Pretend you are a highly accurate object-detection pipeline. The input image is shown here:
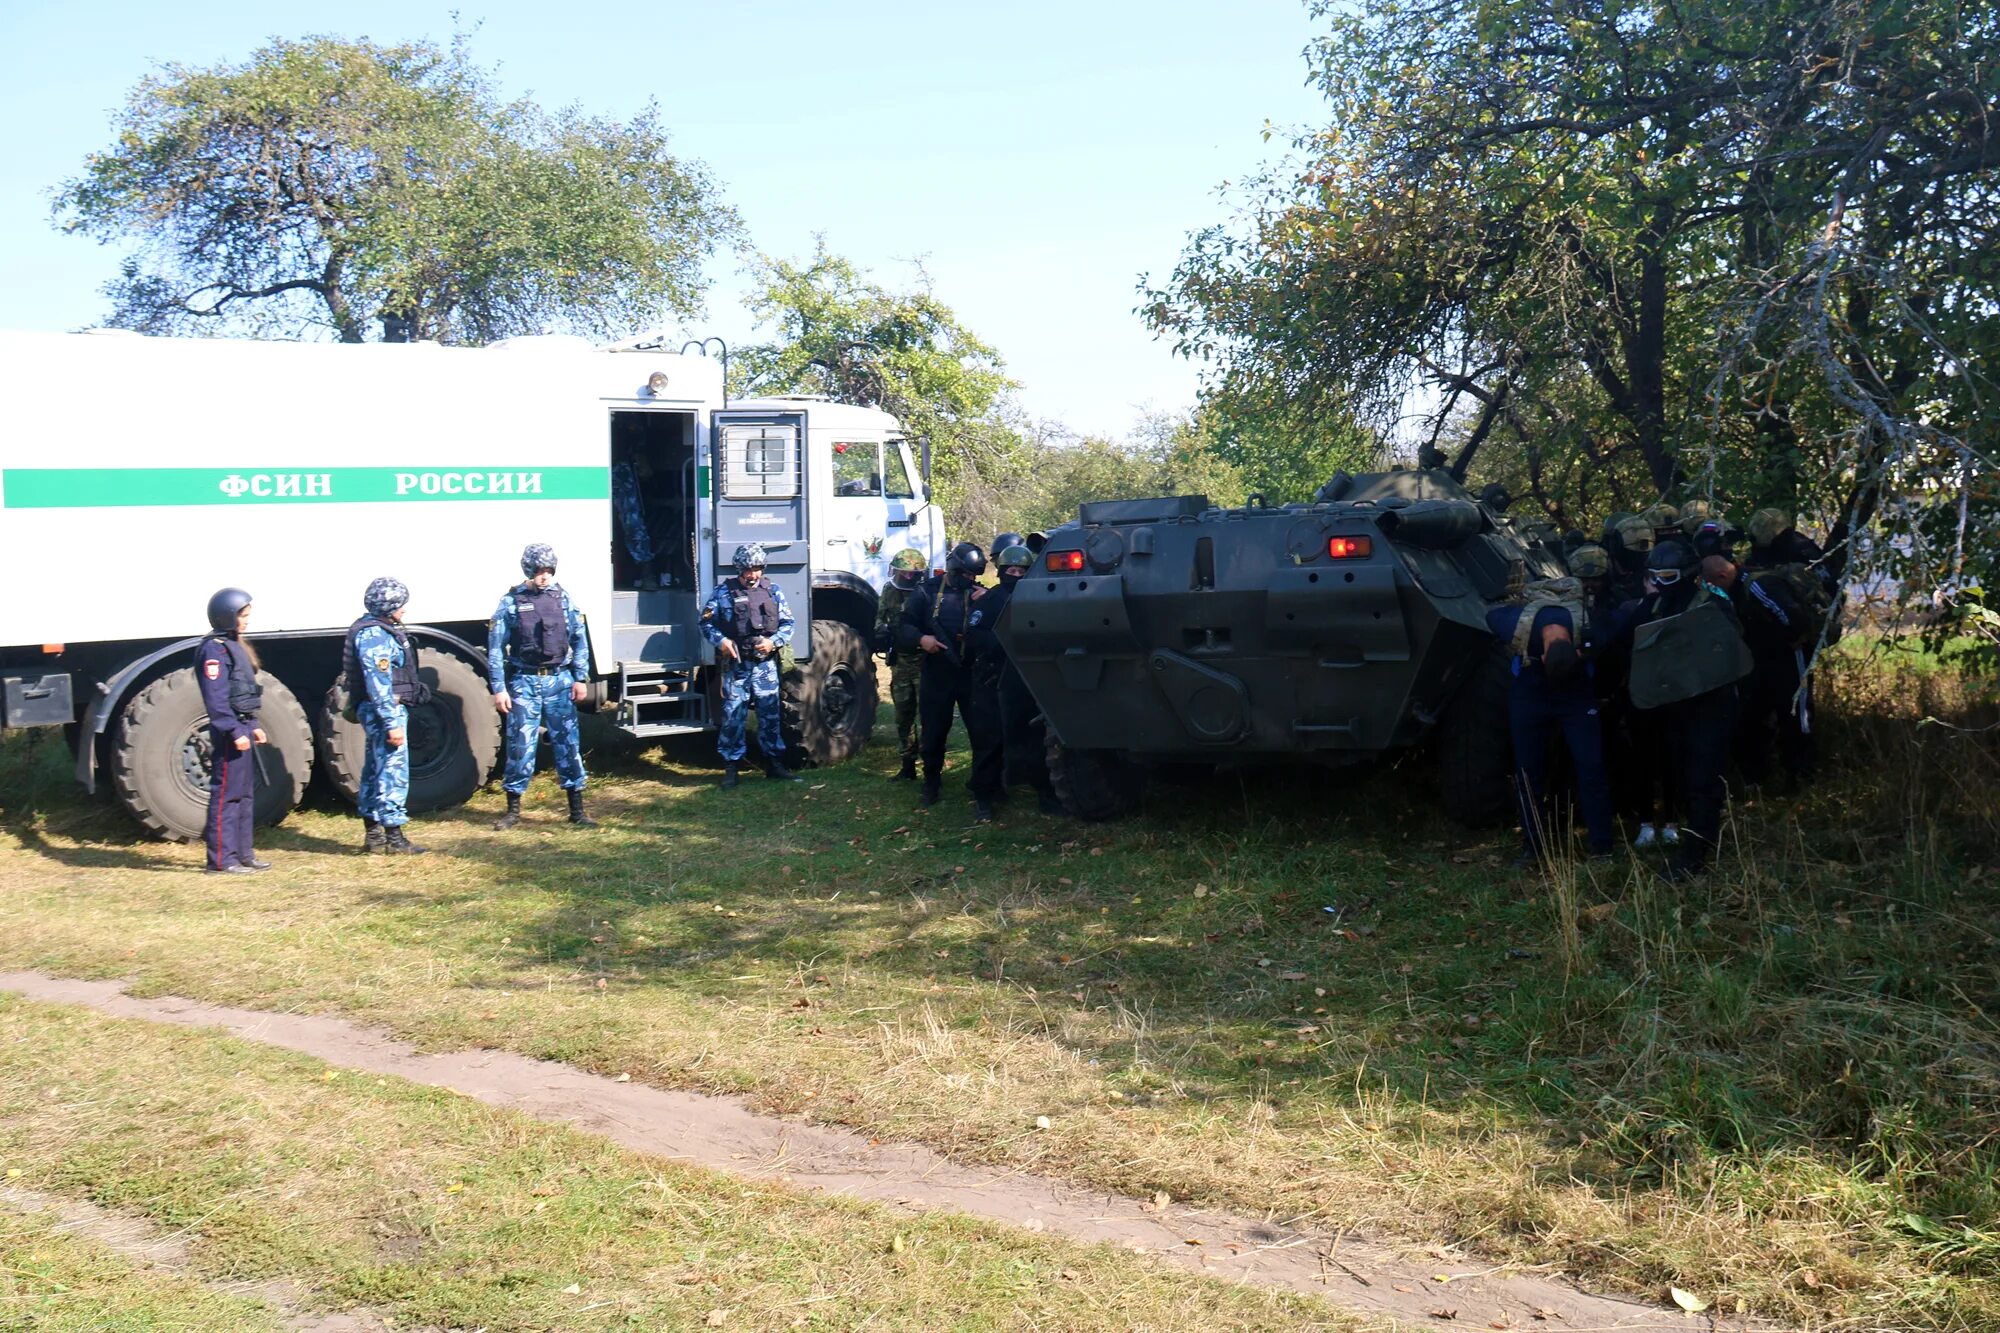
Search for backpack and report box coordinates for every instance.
[1509,577,1588,659]
[1751,563,1839,647]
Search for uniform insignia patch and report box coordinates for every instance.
[203,659,221,680]
[375,655,392,671]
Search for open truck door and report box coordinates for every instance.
[711,409,812,645]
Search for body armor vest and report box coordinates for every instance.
[210,638,263,718]
[728,580,781,641]
[343,616,425,704]
[509,585,571,667]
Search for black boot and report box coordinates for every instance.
[363,819,387,855]
[764,755,802,782]
[721,760,740,791]
[973,797,995,824]
[493,792,522,831]
[890,757,918,782]
[383,824,427,855]
[567,789,598,828]
[920,779,940,808]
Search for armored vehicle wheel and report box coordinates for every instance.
[317,650,501,812]
[782,620,877,767]
[110,667,313,841]
[1436,642,1515,826]
[1045,736,1147,822]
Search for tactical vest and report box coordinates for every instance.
[1508,577,1588,659]
[508,584,570,667]
[343,616,425,704]
[928,580,973,654]
[1628,590,1753,709]
[206,637,263,719]
[728,580,781,641]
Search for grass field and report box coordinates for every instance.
[0,649,1995,1330]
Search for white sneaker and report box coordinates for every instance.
[1634,823,1658,849]
[1663,824,1681,846]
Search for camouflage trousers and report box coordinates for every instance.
[718,657,784,763]
[502,669,586,794]
[612,461,654,564]
[357,701,409,827]
[889,655,920,762]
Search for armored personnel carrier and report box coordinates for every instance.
[996,467,1566,821]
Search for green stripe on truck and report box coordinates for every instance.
[1,467,611,509]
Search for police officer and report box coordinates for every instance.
[969,543,1061,815]
[701,542,801,788]
[1487,588,1614,867]
[991,532,1027,561]
[195,588,270,875]
[900,541,1002,819]
[345,577,429,854]
[1604,540,1745,880]
[489,543,595,830]
[875,548,928,781]
[612,457,659,589]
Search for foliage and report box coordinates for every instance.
[1145,0,1998,654]
[54,34,737,343]
[736,242,1019,526]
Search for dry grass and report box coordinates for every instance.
[0,651,1994,1330]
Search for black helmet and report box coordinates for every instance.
[205,587,252,633]
[945,541,987,580]
[1647,539,1697,576]
[991,532,1026,557]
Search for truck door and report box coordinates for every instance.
[711,410,811,647]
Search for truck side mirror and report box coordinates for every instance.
[920,438,933,490]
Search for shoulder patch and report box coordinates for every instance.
[203,659,221,680]
[374,655,392,671]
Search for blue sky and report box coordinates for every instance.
[0,1,1327,437]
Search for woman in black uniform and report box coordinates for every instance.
[195,588,269,874]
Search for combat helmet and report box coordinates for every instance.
[889,548,927,586]
[994,544,1034,577]
[732,542,768,573]
[205,587,252,633]
[945,541,987,580]
[520,542,558,576]
[991,532,1026,557]
[1747,508,1793,548]
[1567,544,1610,580]
[363,577,409,617]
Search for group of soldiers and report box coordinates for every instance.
[873,532,1058,823]
[1492,501,1837,881]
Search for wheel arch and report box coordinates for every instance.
[809,573,878,639]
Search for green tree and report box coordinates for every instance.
[1147,0,1997,606]
[55,35,737,343]
[736,242,1021,531]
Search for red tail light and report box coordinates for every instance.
[1327,535,1373,559]
[1046,549,1086,571]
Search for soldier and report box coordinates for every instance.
[700,542,801,789]
[900,541,1002,819]
[875,548,928,781]
[991,532,1026,560]
[195,587,269,875]
[489,542,596,830]
[1731,509,1834,791]
[1487,581,1614,867]
[1604,540,1748,880]
[612,457,659,589]
[344,577,429,855]
[970,543,1061,814]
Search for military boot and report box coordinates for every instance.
[493,793,523,831]
[919,779,941,808]
[764,756,802,782]
[890,757,918,782]
[721,760,740,791]
[383,825,427,855]
[363,819,388,855]
[567,789,598,828]
[973,798,995,824]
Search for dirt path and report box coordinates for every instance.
[1,970,1756,1330]
[0,1184,408,1332]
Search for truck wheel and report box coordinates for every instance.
[110,668,313,841]
[1045,737,1147,822]
[1437,642,1515,826]
[316,650,501,812]
[782,620,877,767]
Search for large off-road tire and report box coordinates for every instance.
[1045,735,1148,822]
[110,668,313,841]
[782,620,877,767]
[1436,641,1515,826]
[317,649,501,812]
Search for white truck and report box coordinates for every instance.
[0,330,947,839]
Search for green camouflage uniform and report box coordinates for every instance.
[877,579,921,764]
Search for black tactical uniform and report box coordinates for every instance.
[966,545,1059,815]
[899,543,1002,818]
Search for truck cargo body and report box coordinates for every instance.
[0,330,944,838]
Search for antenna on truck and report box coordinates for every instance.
[679,337,730,406]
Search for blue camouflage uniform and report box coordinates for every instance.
[488,582,592,793]
[354,622,413,827]
[612,461,655,564]
[700,576,794,762]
